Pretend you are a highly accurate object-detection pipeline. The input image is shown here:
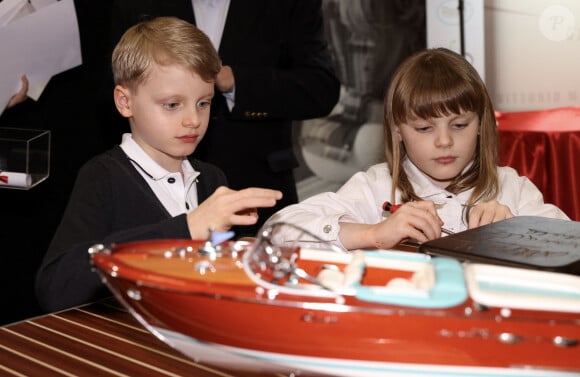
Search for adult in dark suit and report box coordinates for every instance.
[104,0,341,236]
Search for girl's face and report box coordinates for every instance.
[114,62,214,172]
[395,111,479,188]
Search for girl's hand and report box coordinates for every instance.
[186,186,282,239]
[340,201,444,250]
[467,200,513,228]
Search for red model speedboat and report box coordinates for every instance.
[90,222,580,377]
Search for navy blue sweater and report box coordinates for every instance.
[35,146,227,312]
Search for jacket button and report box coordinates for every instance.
[168,177,176,184]
[323,224,332,233]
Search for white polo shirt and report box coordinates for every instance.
[120,133,200,216]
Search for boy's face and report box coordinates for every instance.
[114,62,214,171]
[395,111,479,188]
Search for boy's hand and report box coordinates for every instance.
[186,186,282,239]
[467,200,513,228]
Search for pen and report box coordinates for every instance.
[382,201,454,235]
[382,201,402,213]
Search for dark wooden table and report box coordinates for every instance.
[0,298,285,377]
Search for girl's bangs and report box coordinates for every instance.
[392,71,483,124]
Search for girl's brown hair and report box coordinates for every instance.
[112,16,222,89]
[383,48,498,217]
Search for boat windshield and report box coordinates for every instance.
[244,222,346,286]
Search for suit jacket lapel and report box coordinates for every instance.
[158,0,195,23]
[219,0,266,54]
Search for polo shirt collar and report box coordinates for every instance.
[119,133,199,181]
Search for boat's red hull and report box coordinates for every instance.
[92,238,580,374]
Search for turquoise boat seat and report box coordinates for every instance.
[352,251,468,309]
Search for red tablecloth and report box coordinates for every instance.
[497,107,580,221]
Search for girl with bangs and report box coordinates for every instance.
[267,47,569,251]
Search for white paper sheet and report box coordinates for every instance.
[0,0,82,112]
[0,0,31,26]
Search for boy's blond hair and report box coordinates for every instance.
[112,16,222,89]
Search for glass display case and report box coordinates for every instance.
[0,127,50,190]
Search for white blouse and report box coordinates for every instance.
[267,158,570,249]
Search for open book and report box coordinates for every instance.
[419,216,580,275]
